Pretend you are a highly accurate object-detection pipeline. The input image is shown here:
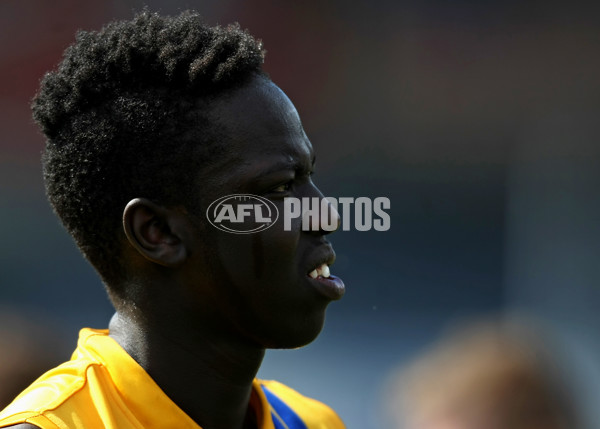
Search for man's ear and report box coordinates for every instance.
[122,198,188,267]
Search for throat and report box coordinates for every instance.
[108,311,266,429]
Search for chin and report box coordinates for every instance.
[259,313,327,350]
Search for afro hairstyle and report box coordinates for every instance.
[31,10,266,294]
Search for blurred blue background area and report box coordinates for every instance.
[1,1,599,427]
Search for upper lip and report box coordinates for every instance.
[306,245,336,274]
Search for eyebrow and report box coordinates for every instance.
[251,154,316,181]
[251,164,292,182]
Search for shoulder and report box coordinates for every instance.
[1,360,88,409]
[259,379,345,428]
[0,360,93,429]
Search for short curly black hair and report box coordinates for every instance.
[32,10,266,293]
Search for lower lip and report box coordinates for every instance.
[307,274,345,301]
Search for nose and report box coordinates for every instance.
[302,186,341,235]
[320,198,341,235]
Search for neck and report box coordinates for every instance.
[108,309,265,429]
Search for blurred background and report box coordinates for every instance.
[1,1,599,427]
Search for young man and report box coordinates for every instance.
[0,10,345,429]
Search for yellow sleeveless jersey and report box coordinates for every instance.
[0,328,344,429]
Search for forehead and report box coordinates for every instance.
[206,76,314,180]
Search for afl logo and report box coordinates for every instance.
[206,194,279,234]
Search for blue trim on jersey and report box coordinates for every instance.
[261,385,308,429]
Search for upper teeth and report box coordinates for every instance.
[309,264,330,279]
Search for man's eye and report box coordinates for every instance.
[272,181,292,193]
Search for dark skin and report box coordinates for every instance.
[8,75,343,429]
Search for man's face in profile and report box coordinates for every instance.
[182,75,344,349]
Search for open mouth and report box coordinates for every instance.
[306,261,345,300]
[308,263,331,279]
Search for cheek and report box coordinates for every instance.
[250,230,300,280]
[212,229,300,286]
